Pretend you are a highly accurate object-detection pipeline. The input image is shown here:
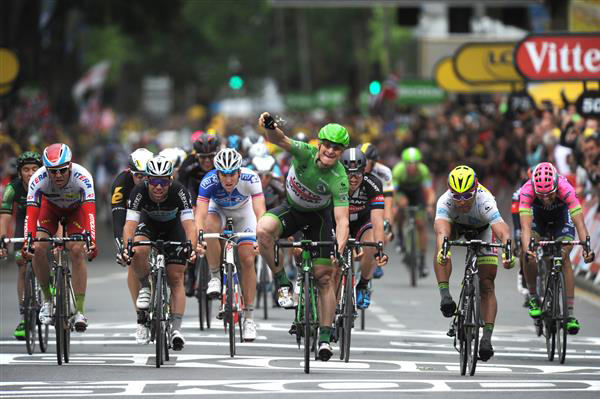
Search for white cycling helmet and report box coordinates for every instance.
[248,142,268,159]
[252,155,276,174]
[159,147,187,169]
[214,148,242,173]
[146,155,174,177]
[129,148,154,173]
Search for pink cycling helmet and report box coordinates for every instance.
[532,162,558,195]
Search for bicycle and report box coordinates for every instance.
[443,237,510,376]
[25,228,91,366]
[199,217,255,357]
[275,239,337,374]
[127,239,192,368]
[195,256,212,330]
[529,236,591,364]
[0,238,49,355]
[336,238,383,362]
[255,254,273,320]
[402,206,421,287]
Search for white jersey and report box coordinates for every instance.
[27,163,95,208]
[371,162,393,194]
[435,185,503,229]
[197,168,263,210]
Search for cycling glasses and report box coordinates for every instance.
[348,171,364,178]
[148,178,171,187]
[48,166,69,175]
[451,190,476,201]
[321,140,344,152]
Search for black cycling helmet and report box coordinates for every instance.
[193,133,221,155]
[17,151,43,169]
[341,148,367,173]
[357,143,379,161]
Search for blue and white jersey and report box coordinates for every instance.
[197,167,263,210]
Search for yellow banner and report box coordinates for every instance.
[434,57,521,93]
[453,42,523,84]
[528,81,600,107]
[0,48,19,85]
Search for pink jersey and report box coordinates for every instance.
[518,175,582,216]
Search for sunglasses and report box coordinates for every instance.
[321,141,344,152]
[133,173,145,179]
[149,178,171,187]
[452,190,475,201]
[48,166,69,175]
[348,171,363,178]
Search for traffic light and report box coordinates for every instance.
[369,80,381,95]
[229,75,244,90]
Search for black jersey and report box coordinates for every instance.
[110,170,136,239]
[1,178,27,218]
[126,180,194,225]
[177,155,210,200]
[349,173,385,223]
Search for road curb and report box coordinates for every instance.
[575,275,600,297]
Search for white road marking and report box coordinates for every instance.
[480,383,556,388]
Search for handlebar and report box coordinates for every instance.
[442,237,511,262]
[345,238,384,259]
[274,240,338,266]
[198,230,256,241]
[126,239,192,263]
[22,232,91,255]
[529,236,591,254]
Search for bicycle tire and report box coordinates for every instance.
[342,265,354,363]
[360,308,365,330]
[226,263,236,357]
[197,257,209,330]
[54,266,64,365]
[259,259,269,320]
[303,271,311,374]
[556,271,568,364]
[458,286,467,376]
[408,226,417,287]
[24,264,37,355]
[154,272,164,368]
[543,277,556,361]
[63,272,72,364]
[468,274,481,376]
[37,271,49,353]
[163,280,170,362]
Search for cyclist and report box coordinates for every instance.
[340,148,388,309]
[23,143,97,332]
[159,147,187,177]
[519,162,595,334]
[246,142,283,178]
[434,165,514,362]
[0,151,43,340]
[252,154,285,210]
[359,143,394,236]
[279,132,309,177]
[392,147,435,278]
[195,148,266,341]
[110,148,154,316]
[256,112,350,361]
[177,133,220,200]
[121,155,197,350]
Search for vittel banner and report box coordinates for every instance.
[514,33,600,81]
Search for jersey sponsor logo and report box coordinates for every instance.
[131,193,143,210]
[364,177,380,192]
[200,174,218,189]
[73,171,93,189]
[287,176,322,204]
[178,189,191,208]
[240,173,259,184]
[373,194,384,202]
[86,192,95,199]
[316,183,327,194]
[349,204,366,214]
[111,187,124,204]
[29,171,48,190]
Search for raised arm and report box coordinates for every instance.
[258,112,292,152]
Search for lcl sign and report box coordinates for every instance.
[514,33,600,81]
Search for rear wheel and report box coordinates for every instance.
[543,280,556,361]
[556,272,568,364]
[467,275,481,376]
[408,225,417,287]
[226,263,236,357]
[341,268,354,363]
[54,267,64,366]
[24,265,37,355]
[63,274,72,364]
[303,271,311,374]
[154,273,164,368]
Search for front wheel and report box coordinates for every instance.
[154,272,164,368]
[467,276,481,376]
[24,265,37,355]
[341,268,354,363]
[543,281,556,362]
[226,263,236,357]
[54,267,64,366]
[556,272,568,364]
[303,271,311,374]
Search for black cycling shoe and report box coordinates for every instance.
[478,337,494,361]
[440,296,456,318]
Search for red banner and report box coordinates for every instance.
[514,33,600,81]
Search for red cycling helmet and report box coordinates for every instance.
[532,162,558,195]
[193,133,221,155]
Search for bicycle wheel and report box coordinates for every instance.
[63,272,72,364]
[226,263,236,357]
[457,286,467,376]
[258,259,269,320]
[303,271,311,374]
[163,281,170,362]
[556,271,568,364]
[37,278,49,353]
[197,258,208,330]
[154,272,164,368]
[543,277,556,361]
[467,275,481,376]
[54,266,64,365]
[408,226,417,287]
[24,264,37,355]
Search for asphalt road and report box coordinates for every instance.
[1,224,600,398]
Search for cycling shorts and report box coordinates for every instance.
[265,203,335,265]
[397,186,423,207]
[134,215,188,265]
[532,206,575,241]
[450,223,498,265]
[208,200,256,244]
[36,198,87,238]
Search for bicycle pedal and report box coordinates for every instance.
[446,327,456,337]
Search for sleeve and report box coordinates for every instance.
[125,186,143,222]
[391,162,404,190]
[480,196,503,225]
[78,167,95,203]
[176,156,194,185]
[518,181,534,216]
[435,193,452,222]
[420,164,433,189]
[110,173,129,239]
[331,170,350,207]
[366,175,384,211]
[177,186,195,222]
[25,171,45,238]
[376,164,394,195]
[289,140,314,163]
[82,201,97,241]
[249,171,264,198]
[196,174,215,203]
[557,176,582,216]
[0,183,16,215]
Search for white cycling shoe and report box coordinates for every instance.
[171,330,185,351]
[73,312,88,332]
[135,324,149,344]
[136,287,151,310]
[243,319,257,342]
[206,277,221,298]
[39,302,53,325]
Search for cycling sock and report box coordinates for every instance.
[171,313,183,331]
[482,323,494,340]
[438,282,450,299]
[275,269,291,287]
[139,276,151,289]
[243,306,254,320]
[357,277,370,289]
[75,294,85,313]
[319,326,332,343]
[567,297,575,317]
[211,270,221,280]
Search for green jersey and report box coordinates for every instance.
[1,178,27,217]
[392,162,432,190]
[285,140,349,211]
